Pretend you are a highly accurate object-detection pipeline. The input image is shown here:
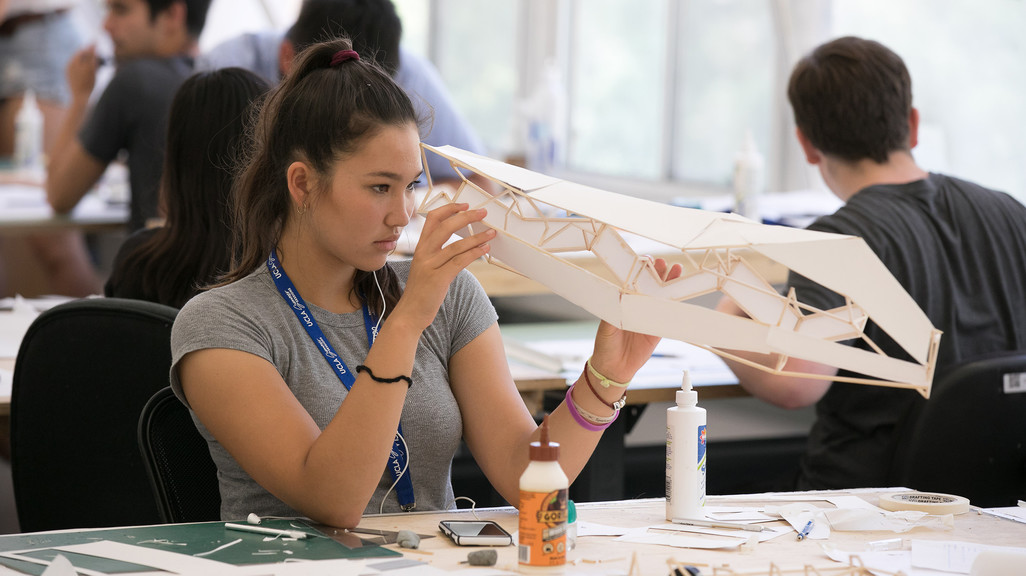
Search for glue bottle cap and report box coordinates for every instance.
[530,414,560,461]
[676,370,698,407]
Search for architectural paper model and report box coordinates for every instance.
[417,144,941,397]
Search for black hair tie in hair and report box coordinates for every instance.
[330,49,360,67]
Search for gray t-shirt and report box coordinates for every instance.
[79,56,192,231]
[170,259,497,519]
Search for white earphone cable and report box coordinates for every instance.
[379,429,411,514]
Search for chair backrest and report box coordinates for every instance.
[138,386,221,523]
[897,351,1026,508]
[11,298,179,532]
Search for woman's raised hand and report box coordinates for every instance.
[393,203,496,331]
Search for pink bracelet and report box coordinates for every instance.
[565,384,616,432]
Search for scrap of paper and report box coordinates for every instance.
[39,554,74,576]
[775,503,830,540]
[576,521,630,537]
[823,539,1026,576]
[703,506,778,524]
[649,523,791,543]
[615,526,748,550]
[54,541,239,574]
[980,502,1026,525]
[824,508,953,533]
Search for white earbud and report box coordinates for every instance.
[247,513,262,525]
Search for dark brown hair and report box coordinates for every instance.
[107,67,269,308]
[223,37,418,319]
[787,36,913,163]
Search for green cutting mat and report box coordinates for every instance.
[0,518,399,574]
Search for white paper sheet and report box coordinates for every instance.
[825,540,1026,576]
[53,541,241,574]
[980,503,1026,525]
[615,526,748,550]
[576,521,630,537]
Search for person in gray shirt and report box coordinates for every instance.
[196,0,487,189]
[172,37,681,528]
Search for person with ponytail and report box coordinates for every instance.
[170,37,681,528]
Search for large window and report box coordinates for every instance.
[191,0,1026,203]
[566,0,776,190]
[397,0,520,158]
[830,0,1026,200]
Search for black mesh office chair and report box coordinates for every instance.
[138,386,221,523]
[11,298,178,532]
[896,351,1026,508]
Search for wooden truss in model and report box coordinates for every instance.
[418,144,941,397]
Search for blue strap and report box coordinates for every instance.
[267,250,416,510]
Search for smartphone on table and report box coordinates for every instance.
[438,519,513,546]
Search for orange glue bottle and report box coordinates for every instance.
[518,415,568,572]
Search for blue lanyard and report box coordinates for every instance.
[266,250,415,511]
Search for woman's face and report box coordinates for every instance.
[305,123,422,274]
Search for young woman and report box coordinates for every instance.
[105,67,271,307]
[171,37,680,528]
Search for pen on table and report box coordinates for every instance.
[796,520,813,541]
[670,518,769,533]
[224,522,310,539]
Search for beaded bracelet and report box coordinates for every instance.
[565,384,617,431]
[586,357,630,388]
[572,394,617,425]
[583,367,627,410]
[356,365,413,388]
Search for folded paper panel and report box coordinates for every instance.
[755,239,934,365]
[620,294,777,353]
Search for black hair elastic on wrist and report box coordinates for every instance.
[356,365,412,388]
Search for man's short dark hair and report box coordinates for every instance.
[286,0,402,76]
[146,0,212,38]
[787,36,913,164]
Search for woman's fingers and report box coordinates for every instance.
[419,203,485,241]
[650,257,683,282]
[416,203,495,269]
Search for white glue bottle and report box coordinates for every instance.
[518,414,568,572]
[666,370,707,521]
[14,89,44,176]
[732,130,764,223]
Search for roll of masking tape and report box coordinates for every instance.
[878,492,971,514]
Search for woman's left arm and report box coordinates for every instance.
[453,258,682,505]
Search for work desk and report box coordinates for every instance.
[0,172,128,235]
[354,492,1025,574]
[0,490,1021,574]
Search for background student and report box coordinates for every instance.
[716,36,1026,490]
[45,0,211,233]
[196,0,487,190]
[0,0,99,297]
[171,37,680,528]
[104,67,270,307]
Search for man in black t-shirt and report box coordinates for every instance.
[716,36,1026,489]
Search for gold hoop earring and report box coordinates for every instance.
[296,203,307,216]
